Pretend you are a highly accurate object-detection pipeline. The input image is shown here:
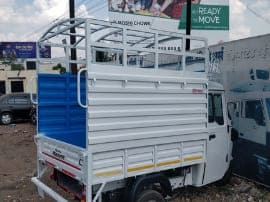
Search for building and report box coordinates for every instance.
[0,42,54,95]
[0,60,59,95]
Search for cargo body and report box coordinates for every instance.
[32,18,232,202]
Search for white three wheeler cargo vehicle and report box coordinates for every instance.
[31,18,233,202]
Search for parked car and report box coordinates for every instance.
[0,93,36,125]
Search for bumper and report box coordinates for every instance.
[31,177,68,202]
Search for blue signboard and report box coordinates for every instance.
[0,42,51,59]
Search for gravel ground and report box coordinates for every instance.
[0,123,269,202]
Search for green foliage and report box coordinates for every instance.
[0,55,16,65]
[11,63,24,71]
[52,63,66,74]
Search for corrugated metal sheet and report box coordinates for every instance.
[87,65,209,182]
[88,65,208,145]
[38,73,86,148]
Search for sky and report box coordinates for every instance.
[0,0,270,44]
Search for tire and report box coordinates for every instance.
[30,111,36,125]
[216,162,233,186]
[136,190,165,202]
[1,112,12,125]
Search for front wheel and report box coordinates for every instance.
[136,190,165,202]
[1,112,12,125]
[216,162,233,186]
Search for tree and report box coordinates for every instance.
[52,63,66,74]
[11,63,24,71]
[0,55,17,66]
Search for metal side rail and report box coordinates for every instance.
[31,177,68,202]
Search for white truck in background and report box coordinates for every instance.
[208,34,270,185]
[31,18,232,202]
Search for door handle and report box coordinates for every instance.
[209,134,216,141]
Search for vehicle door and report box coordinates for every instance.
[13,94,32,119]
[239,99,267,145]
[204,92,229,184]
[5,95,17,118]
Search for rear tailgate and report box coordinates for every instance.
[38,136,86,182]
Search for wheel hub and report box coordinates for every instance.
[2,114,11,124]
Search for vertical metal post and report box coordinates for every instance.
[35,42,42,188]
[85,19,93,202]
[62,39,70,73]
[204,41,209,74]
[154,32,158,69]
[185,0,192,51]
[69,0,77,74]
[182,36,186,71]
[123,28,127,67]
[36,42,40,74]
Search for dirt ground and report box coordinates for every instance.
[0,123,50,201]
[1,123,270,202]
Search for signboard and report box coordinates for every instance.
[0,42,51,59]
[109,0,200,20]
[179,4,229,30]
[108,0,230,45]
[208,34,270,186]
[109,0,201,31]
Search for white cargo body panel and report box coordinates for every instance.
[87,65,208,184]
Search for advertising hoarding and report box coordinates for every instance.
[0,42,51,59]
[179,4,229,30]
[108,0,229,44]
[208,34,270,186]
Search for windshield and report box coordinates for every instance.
[266,98,270,120]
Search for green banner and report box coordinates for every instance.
[179,4,229,30]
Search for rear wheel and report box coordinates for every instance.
[136,190,165,202]
[1,112,12,125]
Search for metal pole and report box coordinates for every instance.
[185,0,192,51]
[69,0,77,74]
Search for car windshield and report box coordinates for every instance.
[266,98,270,120]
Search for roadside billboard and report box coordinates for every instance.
[108,0,229,44]
[208,34,270,186]
[179,4,229,30]
[0,42,51,59]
